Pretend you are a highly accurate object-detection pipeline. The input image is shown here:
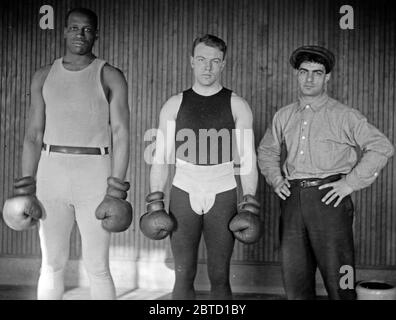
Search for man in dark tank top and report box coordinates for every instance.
[140,34,263,299]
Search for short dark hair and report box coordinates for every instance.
[294,53,331,73]
[65,8,98,30]
[191,34,227,59]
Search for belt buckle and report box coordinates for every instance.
[45,143,50,155]
[300,180,308,188]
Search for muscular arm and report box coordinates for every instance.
[149,94,181,192]
[103,65,130,180]
[21,66,50,177]
[231,94,258,196]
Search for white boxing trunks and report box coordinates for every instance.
[172,158,237,215]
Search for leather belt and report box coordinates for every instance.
[289,174,341,188]
[42,143,109,155]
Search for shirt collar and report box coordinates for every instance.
[297,93,329,112]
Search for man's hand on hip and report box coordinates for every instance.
[274,179,291,200]
[319,176,353,207]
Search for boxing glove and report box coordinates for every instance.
[95,177,133,233]
[140,191,175,240]
[229,194,263,244]
[2,176,43,231]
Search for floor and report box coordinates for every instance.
[0,285,291,300]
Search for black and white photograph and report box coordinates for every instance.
[0,0,395,312]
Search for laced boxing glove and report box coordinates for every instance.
[229,194,263,244]
[95,177,133,232]
[139,191,175,240]
[2,176,43,231]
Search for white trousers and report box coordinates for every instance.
[36,150,116,300]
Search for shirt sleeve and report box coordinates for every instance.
[343,109,395,191]
[257,112,284,188]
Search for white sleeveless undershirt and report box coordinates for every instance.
[42,58,110,147]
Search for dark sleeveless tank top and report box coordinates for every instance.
[175,87,235,165]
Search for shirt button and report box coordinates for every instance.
[302,136,306,140]
[303,121,307,125]
[300,150,304,155]
[305,105,310,109]
[374,172,378,177]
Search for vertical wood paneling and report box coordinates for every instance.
[0,0,395,268]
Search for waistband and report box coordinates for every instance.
[172,158,236,215]
[289,174,342,188]
[42,143,109,155]
[174,158,235,180]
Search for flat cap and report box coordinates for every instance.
[290,45,335,73]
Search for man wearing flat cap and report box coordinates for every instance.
[257,45,394,299]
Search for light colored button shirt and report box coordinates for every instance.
[257,93,395,191]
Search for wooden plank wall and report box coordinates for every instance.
[0,0,395,268]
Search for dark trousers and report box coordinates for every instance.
[280,178,356,300]
[169,185,237,300]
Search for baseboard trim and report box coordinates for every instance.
[0,257,138,289]
[1,257,395,296]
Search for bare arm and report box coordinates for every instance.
[103,65,130,180]
[231,94,258,196]
[21,66,50,177]
[149,94,182,192]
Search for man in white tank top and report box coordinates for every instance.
[3,8,131,300]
